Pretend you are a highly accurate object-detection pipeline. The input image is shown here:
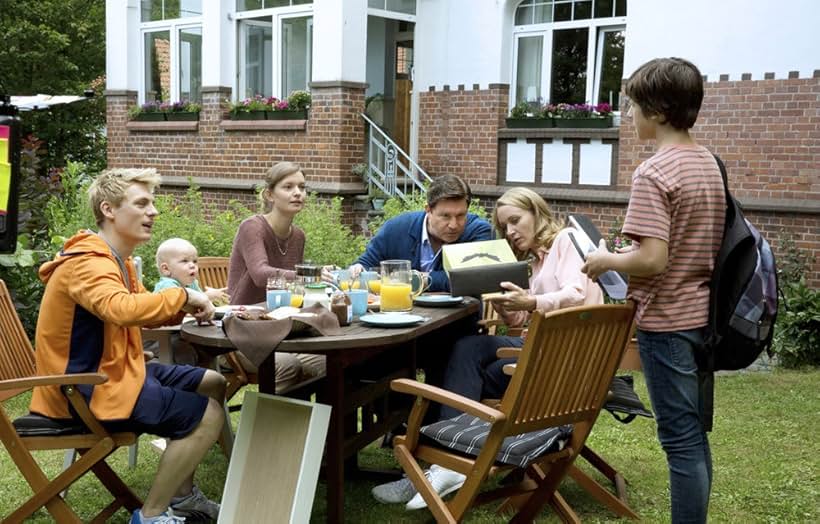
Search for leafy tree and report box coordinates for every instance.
[0,0,107,171]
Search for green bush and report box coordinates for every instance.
[773,278,820,368]
[132,184,251,289]
[294,194,367,267]
[771,234,819,368]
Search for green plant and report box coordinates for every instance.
[128,100,200,119]
[606,215,632,251]
[225,95,269,114]
[509,101,533,119]
[294,194,367,268]
[773,277,820,368]
[771,234,819,368]
[287,90,311,111]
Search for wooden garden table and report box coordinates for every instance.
[181,297,479,523]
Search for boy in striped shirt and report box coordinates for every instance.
[582,57,725,523]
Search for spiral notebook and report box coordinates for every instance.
[567,214,628,301]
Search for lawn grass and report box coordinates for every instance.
[1,368,817,523]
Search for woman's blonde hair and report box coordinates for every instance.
[260,161,304,212]
[492,187,563,259]
[88,168,161,226]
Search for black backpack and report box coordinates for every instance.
[700,155,779,372]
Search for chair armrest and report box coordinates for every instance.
[391,378,506,423]
[0,372,108,392]
[496,347,522,359]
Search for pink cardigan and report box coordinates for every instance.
[501,228,603,328]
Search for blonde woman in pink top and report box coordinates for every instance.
[375,187,602,510]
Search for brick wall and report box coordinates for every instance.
[106,83,367,188]
[417,84,509,185]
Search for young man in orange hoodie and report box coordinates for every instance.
[32,168,225,523]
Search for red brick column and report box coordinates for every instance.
[417,84,509,186]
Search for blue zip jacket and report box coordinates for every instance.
[355,211,492,292]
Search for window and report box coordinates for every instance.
[141,0,202,22]
[237,6,313,99]
[236,1,312,12]
[368,0,416,15]
[140,4,202,103]
[512,0,626,109]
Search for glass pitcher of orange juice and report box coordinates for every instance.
[380,260,429,312]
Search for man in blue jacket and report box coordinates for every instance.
[349,174,491,291]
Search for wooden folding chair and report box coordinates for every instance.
[391,303,636,523]
[197,256,230,290]
[480,294,642,517]
[0,279,141,523]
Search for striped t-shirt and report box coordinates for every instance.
[622,145,725,331]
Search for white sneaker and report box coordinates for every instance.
[405,465,466,511]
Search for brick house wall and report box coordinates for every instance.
[105,82,368,223]
[417,75,819,287]
[417,84,510,186]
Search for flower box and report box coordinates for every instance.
[131,112,166,122]
[165,111,200,121]
[505,117,554,129]
[232,111,268,120]
[268,110,308,120]
[554,116,613,129]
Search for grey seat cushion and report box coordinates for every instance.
[420,413,572,468]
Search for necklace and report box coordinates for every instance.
[273,225,292,256]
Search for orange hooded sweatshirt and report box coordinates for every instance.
[31,232,187,420]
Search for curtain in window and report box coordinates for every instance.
[516,36,543,104]
[179,27,202,102]
[281,17,312,97]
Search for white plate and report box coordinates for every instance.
[413,294,464,307]
[214,305,265,319]
[359,313,426,328]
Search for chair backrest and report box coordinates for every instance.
[0,279,36,400]
[499,303,636,440]
[198,256,229,289]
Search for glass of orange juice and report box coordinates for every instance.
[289,281,304,307]
[361,269,381,294]
[379,260,429,312]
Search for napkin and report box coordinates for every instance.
[221,303,342,368]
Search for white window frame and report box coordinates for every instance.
[592,24,625,107]
[234,5,314,101]
[509,2,626,109]
[139,18,203,104]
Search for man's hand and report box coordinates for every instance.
[581,239,612,281]
[488,282,536,312]
[182,288,215,324]
[348,263,365,280]
[321,265,338,284]
[205,287,230,305]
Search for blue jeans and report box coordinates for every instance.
[638,329,713,524]
[439,335,523,420]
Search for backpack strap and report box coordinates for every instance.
[702,153,731,373]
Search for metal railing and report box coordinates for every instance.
[360,113,432,202]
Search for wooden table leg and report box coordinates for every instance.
[323,353,345,524]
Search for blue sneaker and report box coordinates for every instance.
[130,508,186,523]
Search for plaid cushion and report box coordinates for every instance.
[420,413,572,468]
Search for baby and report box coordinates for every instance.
[154,238,229,305]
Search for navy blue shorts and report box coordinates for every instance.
[104,363,208,440]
